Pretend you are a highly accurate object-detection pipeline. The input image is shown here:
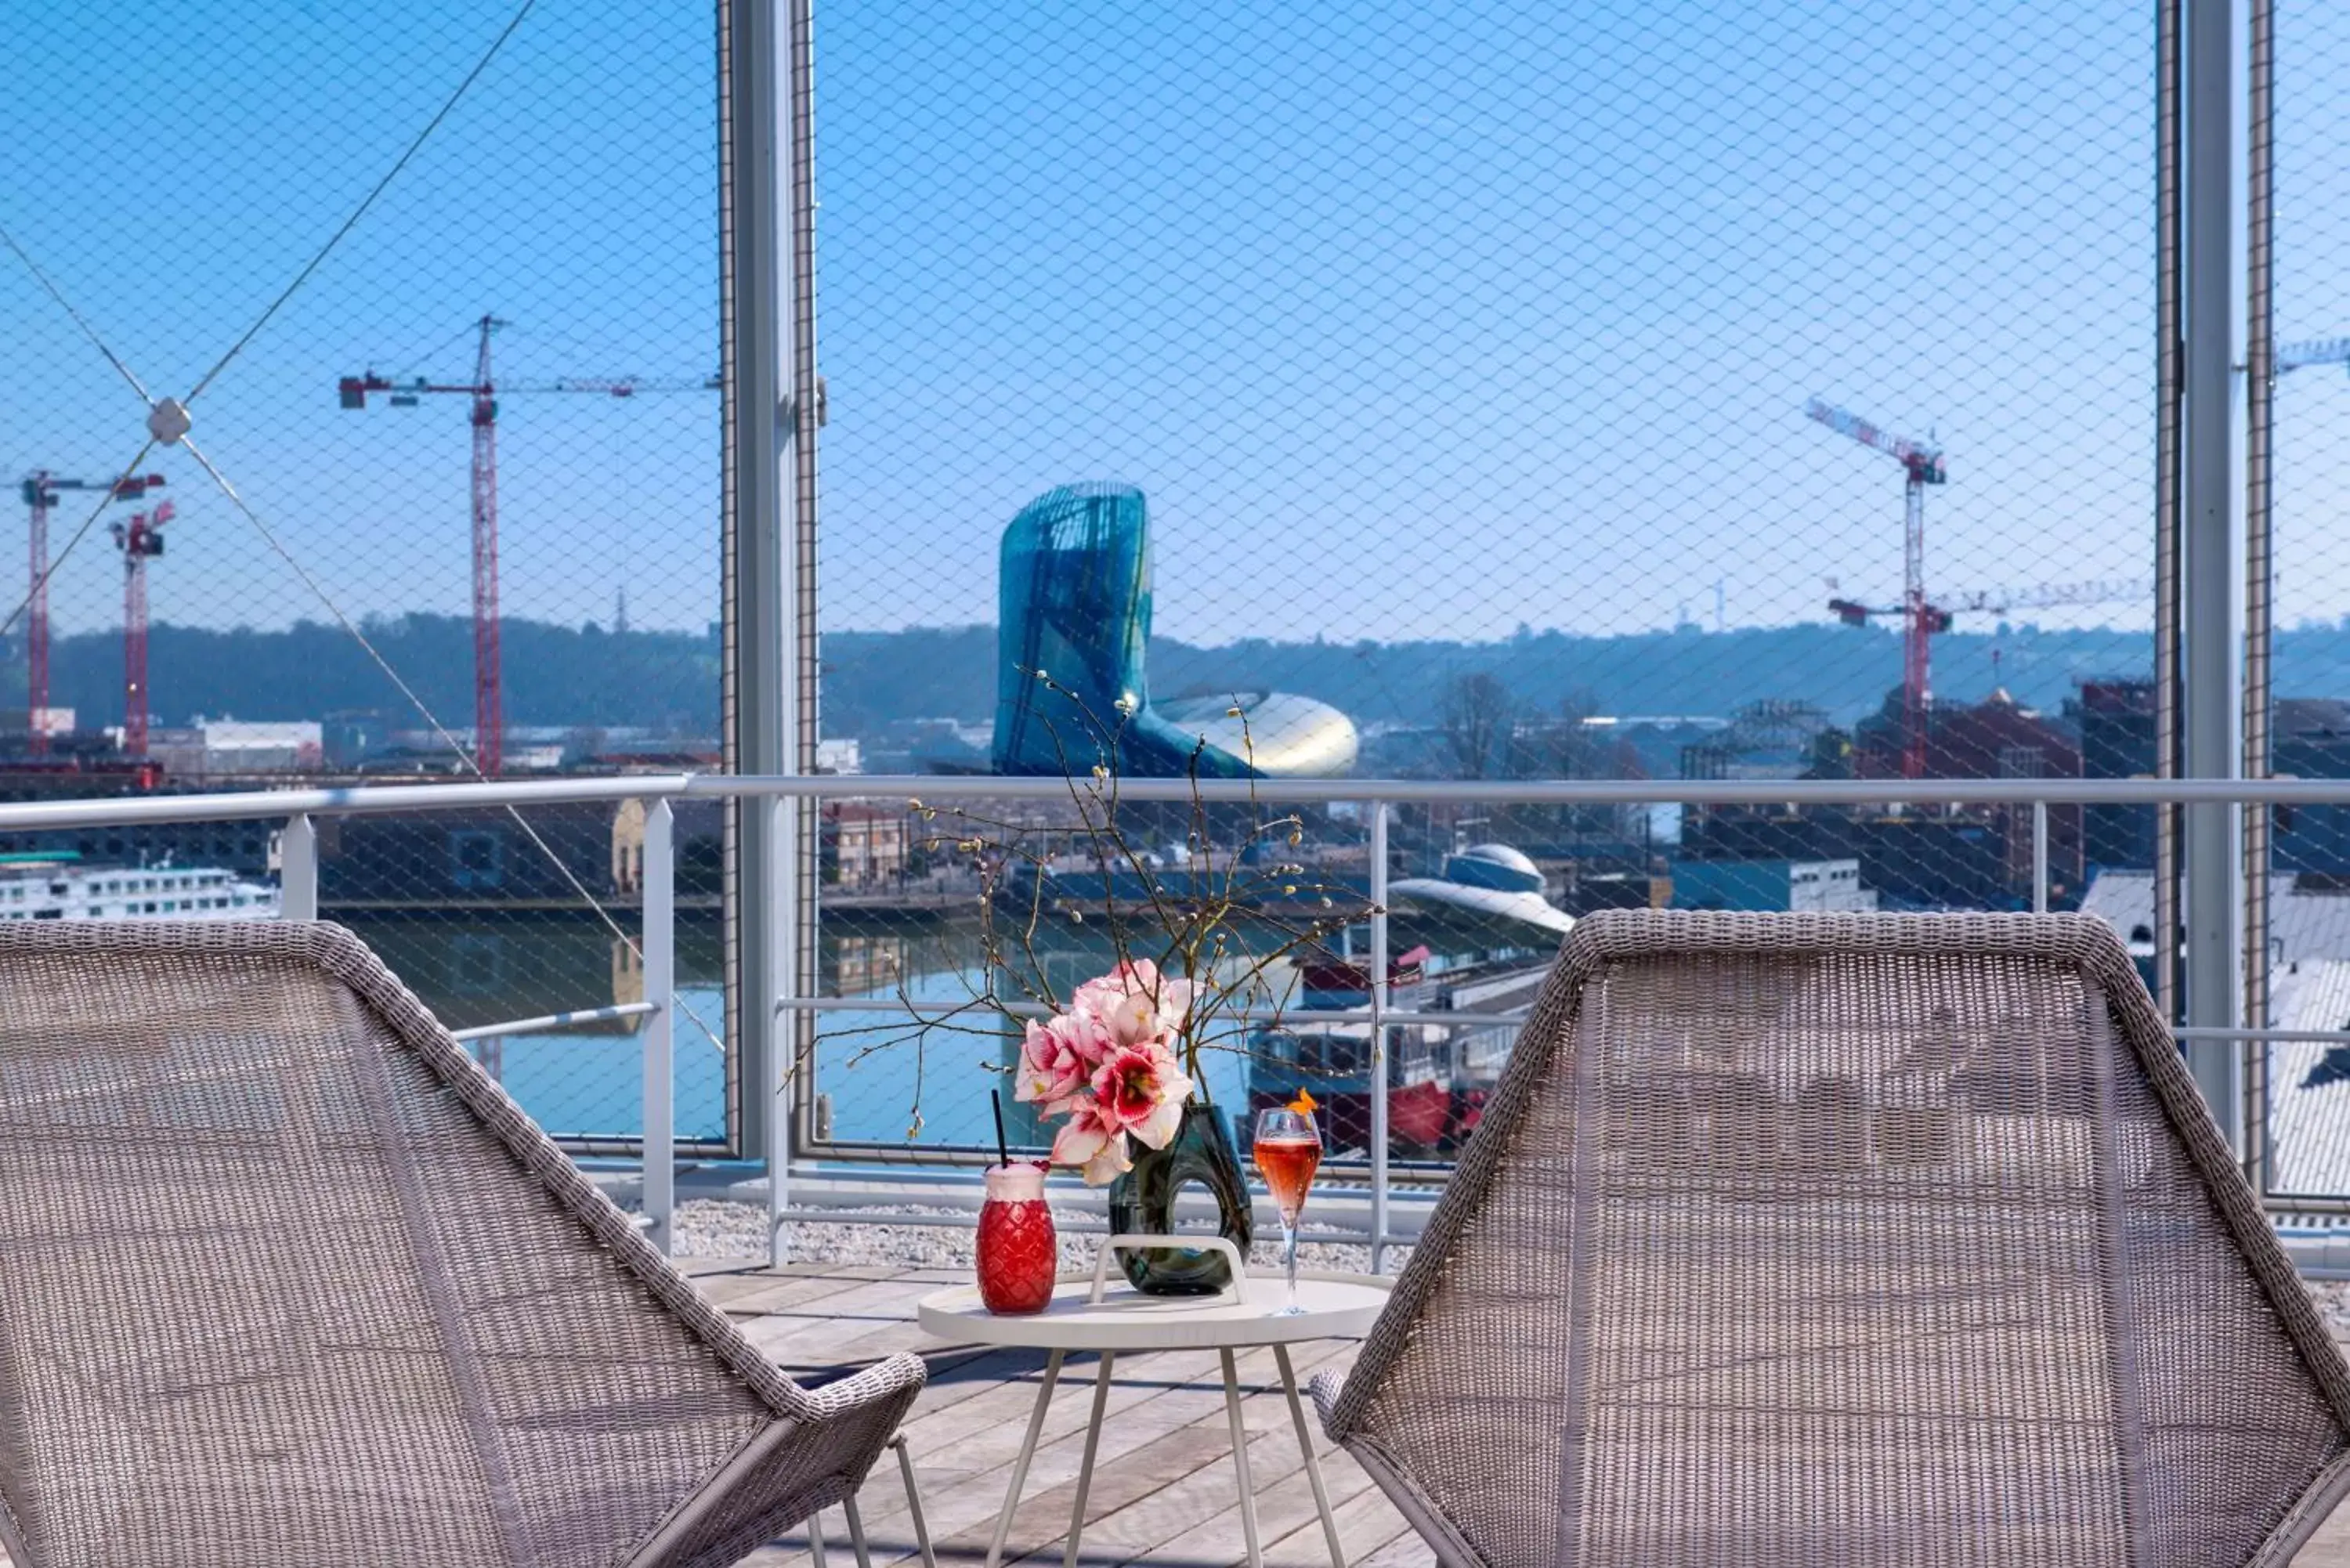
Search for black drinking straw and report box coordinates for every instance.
[991,1089,1010,1169]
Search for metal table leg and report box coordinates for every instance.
[892,1433,939,1568]
[1219,1347,1264,1568]
[1274,1345,1346,1567]
[1063,1352,1117,1568]
[985,1349,1065,1568]
[844,1496,874,1568]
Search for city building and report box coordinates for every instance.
[148,719,324,777]
[1670,857,1876,913]
[822,802,910,889]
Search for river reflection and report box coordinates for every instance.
[339,912,1294,1150]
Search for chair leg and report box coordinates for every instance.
[893,1433,938,1568]
[844,1496,874,1568]
[809,1509,830,1568]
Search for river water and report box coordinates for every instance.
[342,912,1267,1150]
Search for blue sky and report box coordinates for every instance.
[7,0,2345,697]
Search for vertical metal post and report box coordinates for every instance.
[720,0,786,1163]
[769,794,796,1266]
[778,0,823,1255]
[643,798,676,1255]
[2243,0,2277,1189]
[1368,801,1390,1274]
[281,813,318,919]
[2155,0,2185,1028]
[2031,800,2050,914]
[2183,0,2243,1144]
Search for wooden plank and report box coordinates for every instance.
[929,1424,1235,1566]
[1000,1425,1298,1568]
[1348,1526,1440,1568]
[855,1339,1355,1564]
[1258,1459,1411,1568]
[1043,1345,1372,1568]
[854,1345,1245,1551]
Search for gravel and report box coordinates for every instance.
[660,1200,2350,1332]
[2303,1280,2350,1342]
[656,1197,1407,1275]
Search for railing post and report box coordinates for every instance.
[642,798,676,1255]
[769,793,796,1266]
[281,813,317,919]
[1368,800,1390,1274]
[2182,0,2245,1150]
[2031,800,2049,914]
[2243,0,2277,1196]
[721,0,787,1176]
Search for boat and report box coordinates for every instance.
[1245,934,1554,1159]
[0,851,282,922]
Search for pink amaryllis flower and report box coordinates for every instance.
[1050,1093,1137,1186]
[1089,1042,1191,1153]
[1013,1010,1112,1112]
[1072,959,1198,1050]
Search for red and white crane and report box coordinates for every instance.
[2278,336,2350,374]
[1808,397,1949,779]
[110,497,174,758]
[338,315,718,775]
[16,470,163,754]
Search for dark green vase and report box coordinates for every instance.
[1106,1100,1254,1294]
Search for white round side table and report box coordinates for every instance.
[916,1236,1391,1568]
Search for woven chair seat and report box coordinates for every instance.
[0,922,924,1568]
[1316,911,2350,1568]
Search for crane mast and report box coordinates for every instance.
[469,317,504,776]
[18,470,162,755]
[111,498,173,758]
[338,317,717,776]
[1808,397,1947,779]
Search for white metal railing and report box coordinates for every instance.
[9,770,2350,1262]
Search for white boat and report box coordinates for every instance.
[0,853,282,922]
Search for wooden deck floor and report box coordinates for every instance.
[702,1259,2350,1568]
[10,1259,2350,1566]
[700,1261,1419,1568]
[697,1260,2350,1568]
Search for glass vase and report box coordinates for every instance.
[1106,1100,1254,1295]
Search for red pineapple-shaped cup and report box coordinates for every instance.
[977,1162,1057,1314]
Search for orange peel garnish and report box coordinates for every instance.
[1288,1090,1318,1115]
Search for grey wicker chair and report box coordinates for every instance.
[1316,910,2350,1568]
[0,921,932,1568]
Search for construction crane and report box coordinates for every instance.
[110,497,174,758]
[16,470,163,755]
[2278,337,2350,374]
[1808,397,1948,779]
[338,315,720,775]
[1830,576,2148,762]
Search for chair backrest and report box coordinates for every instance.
[0,922,812,1568]
[1326,910,2350,1568]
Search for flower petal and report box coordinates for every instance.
[1051,1112,1109,1167]
[1130,1092,1185,1151]
[1080,1133,1133,1187]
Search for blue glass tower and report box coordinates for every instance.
[992,484,1253,777]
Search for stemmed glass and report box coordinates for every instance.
[1252,1102,1324,1316]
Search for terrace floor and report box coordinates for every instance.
[12,1259,2350,1566]
[704,1261,1422,1568]
[699,1260,2350,1568]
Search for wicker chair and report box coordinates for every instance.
[0,921,932,1568]
[1315,910,2350,1568]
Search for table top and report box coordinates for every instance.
[918,1270,1393,1351]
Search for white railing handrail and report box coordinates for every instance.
[16,765,2350,1263]
[9,768,2350,834]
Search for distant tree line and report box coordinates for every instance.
[64,612,2350,744]
[27,613,718,733]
